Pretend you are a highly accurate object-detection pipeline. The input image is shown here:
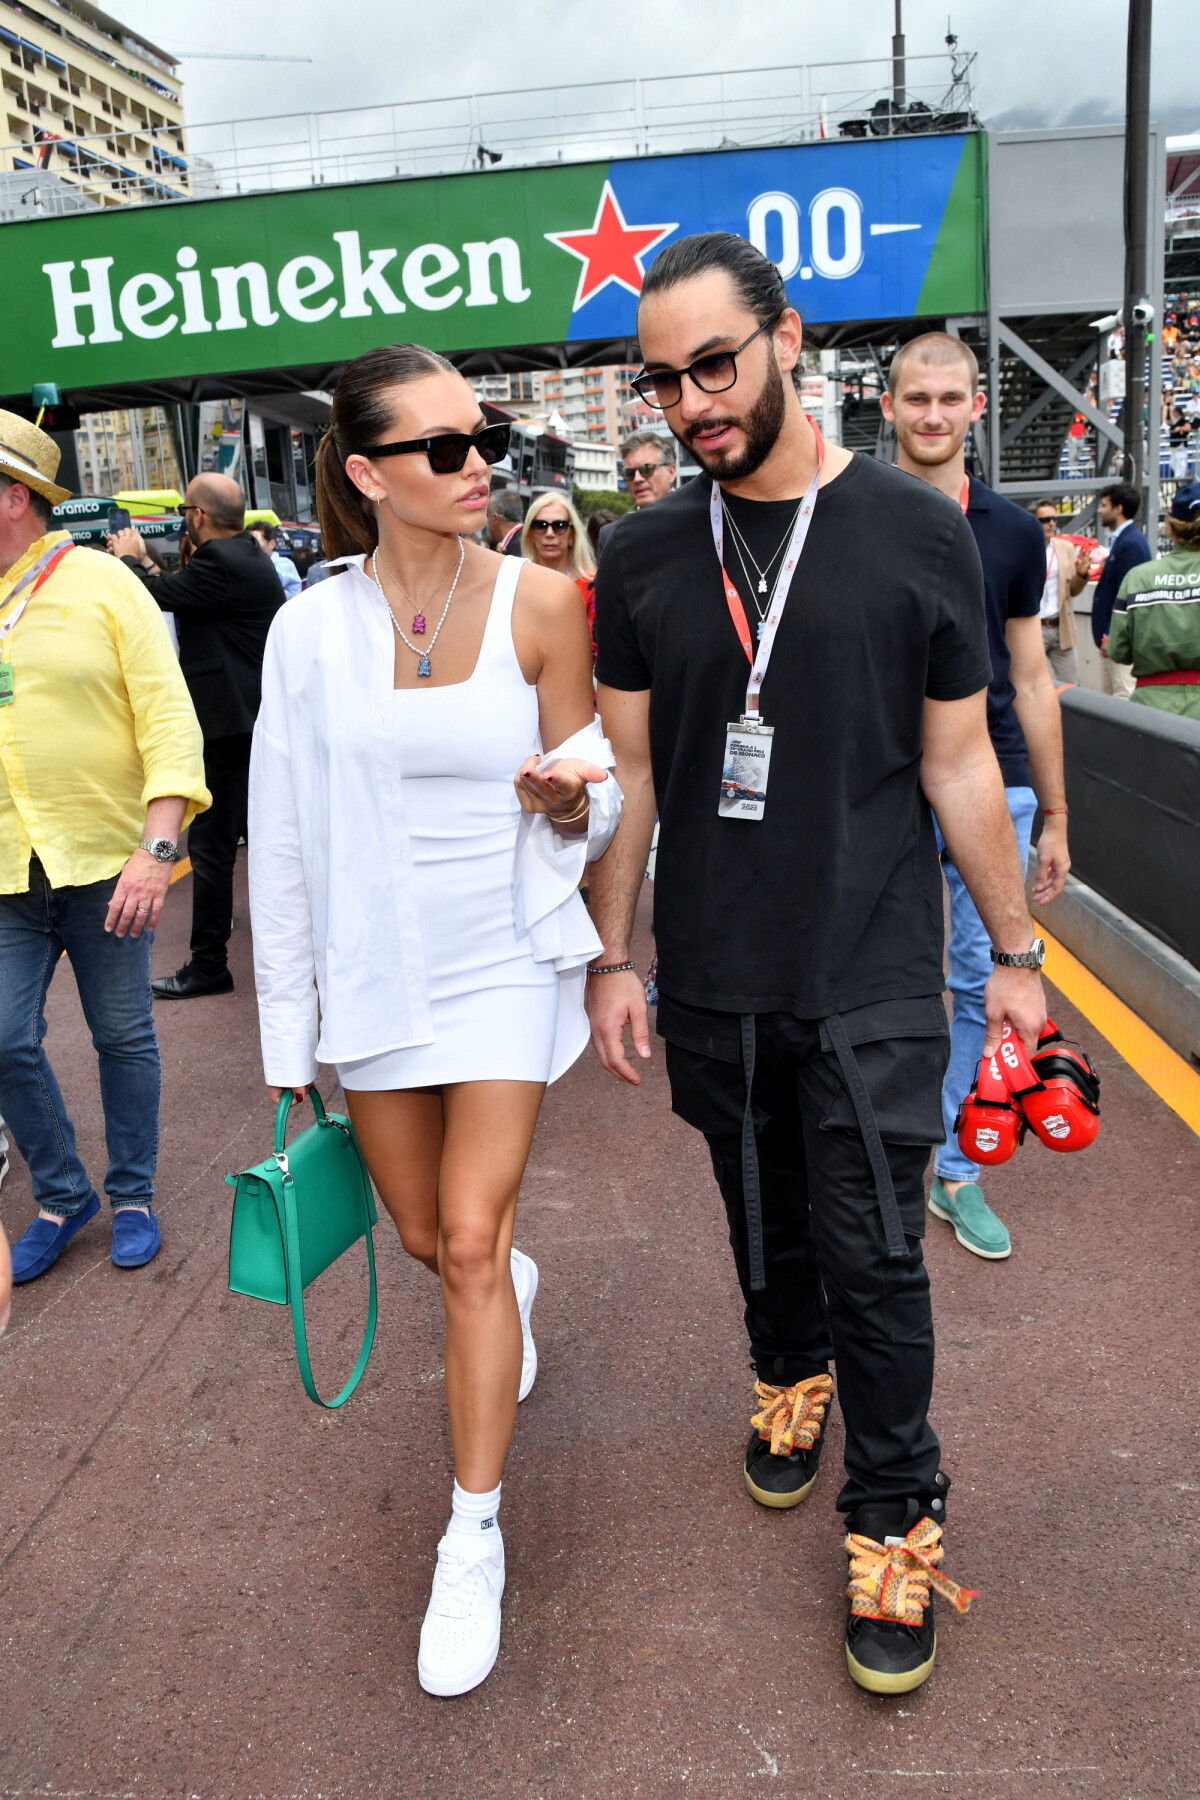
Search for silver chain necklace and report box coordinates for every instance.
[725,531,774,629]
[369,538,464,677]
[374,544,456,635]
[723,497,804,605]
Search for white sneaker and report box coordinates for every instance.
[510,1247,538,1402]
[417,1533,505,1697]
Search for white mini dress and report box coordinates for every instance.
[335,555,561,1092]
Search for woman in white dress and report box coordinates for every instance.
[247,344,621,1697]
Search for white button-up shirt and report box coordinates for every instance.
[247,558,620,1087]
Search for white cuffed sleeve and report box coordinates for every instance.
[513,717,623,972]
[247,622,320,1087]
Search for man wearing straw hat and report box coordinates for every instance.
[0,413,210,1285]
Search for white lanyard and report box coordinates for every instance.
[709,459,821,719]
[0,590,34,645]
[0,538,73,647]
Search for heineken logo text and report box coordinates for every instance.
[44,230,533,348]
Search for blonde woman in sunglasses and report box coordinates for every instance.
[247,344,621,1698]
[522,491,597,658]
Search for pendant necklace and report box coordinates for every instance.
[723,507,798,640]
[723,499,804,637]
[369,538,464,677]
[373,544,456,635]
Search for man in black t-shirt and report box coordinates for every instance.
[882,335,1071,1264]
[588,234,1047,1697]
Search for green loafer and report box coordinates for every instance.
[928,1177,1011,1261]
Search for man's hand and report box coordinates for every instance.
[982,965,1047,1058]
[1031,815,1070,905]
[587,968,651,1084]
[108,526,149,564]
[104,849,173,937]
[1074,544,1093,581]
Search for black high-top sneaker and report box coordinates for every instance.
[843,1495,977,1695]
[743,1374,834,1509]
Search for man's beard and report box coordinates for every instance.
[897,419,969,468]
[675,354,787,483]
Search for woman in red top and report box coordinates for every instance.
[521,492,596,659]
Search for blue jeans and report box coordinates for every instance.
[0,859,161,1217]
[934,787,1038,1184]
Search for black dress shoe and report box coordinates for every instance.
[152,964,234,999]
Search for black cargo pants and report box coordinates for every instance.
[658,993,951,1517]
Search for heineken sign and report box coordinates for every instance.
[1,135,984,396]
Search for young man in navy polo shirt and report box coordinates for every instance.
[882,333,1071,1260]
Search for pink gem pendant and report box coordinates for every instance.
[412,613,426,634]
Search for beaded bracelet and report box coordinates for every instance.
[587,961,636,976]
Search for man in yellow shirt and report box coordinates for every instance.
[0,414,210,1285]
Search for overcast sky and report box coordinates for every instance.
[115,0,1199,143]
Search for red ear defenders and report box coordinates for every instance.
[954,1019,1100,1165]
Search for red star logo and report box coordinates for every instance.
[545,181,677,311]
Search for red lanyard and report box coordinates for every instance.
[958,474,970,515]
[718,418,825,667]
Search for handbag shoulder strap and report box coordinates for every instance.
[278,1159,377,1409]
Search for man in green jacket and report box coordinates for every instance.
[1108,483,1200,719]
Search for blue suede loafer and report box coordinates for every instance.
[111,1206,162,1269]
[10,1191,101,1284]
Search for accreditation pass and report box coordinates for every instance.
[719,714,774,820]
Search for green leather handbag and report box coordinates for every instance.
[226,1088,378,1409]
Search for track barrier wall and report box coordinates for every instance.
[1057,688,1200,969]
[1032,688,1200,1068]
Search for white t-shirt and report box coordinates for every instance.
[1039,539,1059,619]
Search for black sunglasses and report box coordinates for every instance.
[631,317,779,410]
[357,421,511,475]
[624,461,665,481]
[530,517,571,533]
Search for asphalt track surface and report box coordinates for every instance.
[2,858,1198,1800]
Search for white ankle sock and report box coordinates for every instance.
[446,1479,502,1551]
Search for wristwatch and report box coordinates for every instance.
[140,837,178,864]
[990,937,1045,970]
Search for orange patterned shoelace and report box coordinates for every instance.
[845,1517,979,1625]
[751,1373,834,1457]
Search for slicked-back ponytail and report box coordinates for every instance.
[315,342,458,561]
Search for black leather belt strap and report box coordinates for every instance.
[739,1014,766,1291]
[824,1012,908,1261]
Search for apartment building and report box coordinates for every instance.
[537,364,644,446]
[75,404,182,494]
[573,441,619,493]
[1,0,188,206]
[471,372,540,412]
